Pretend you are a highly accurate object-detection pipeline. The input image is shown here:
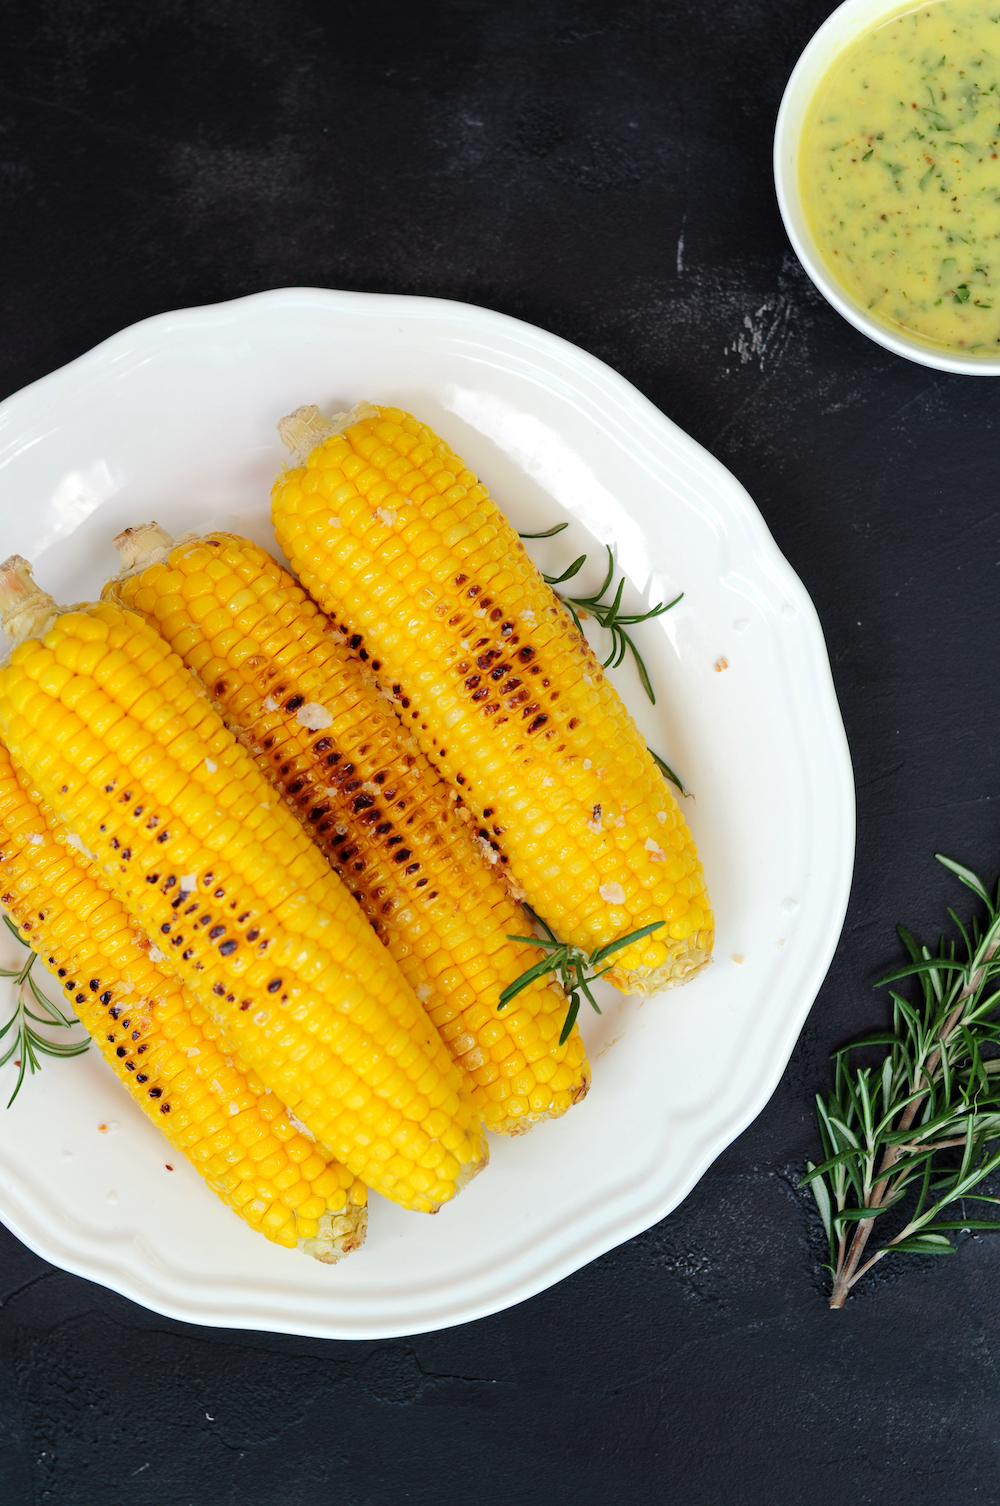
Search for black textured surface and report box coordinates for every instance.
[3,1,1000,1502]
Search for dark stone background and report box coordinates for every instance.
[2,0,1000,1501]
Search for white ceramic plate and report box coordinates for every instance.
[0,288,854,1339]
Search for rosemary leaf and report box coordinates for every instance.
[647,748,687,797]
[833,1201,901,1225]
[589,920,667,967]
[543,554,588,587]
[936,853,991,905]
[559,993,582,1046]
[518,523,569,539]
[891,1235,956,1255]
[916,1218,1000,1231]
[806,1160,833,1244]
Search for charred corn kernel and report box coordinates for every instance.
[0,738,366,1262]
[105,527,590,1135]
[0,559,486,1213]
[271,404,714,994]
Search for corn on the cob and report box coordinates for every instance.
[0,556,486,1212]
[0,739,367,1260]
[104,525,590,1135]
[271,403,714,994]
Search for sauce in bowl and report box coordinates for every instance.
[799,2,1000,352]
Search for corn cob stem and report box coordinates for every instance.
[113,522,178,574]
[105,528,590,1134]
[0,560,486,1212]
[277,402,380,466]
[271,404,714,995]
[0,556,60,646]
[0,739,367,1259]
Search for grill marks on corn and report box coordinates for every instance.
[361,580,573,805]
[5,838,166,1093]
[262,731,436,919]
[444,613,555,745]
[113,542,476,926]
[110,533,507,924]
[59,776,268,980]
[370,596,561,846]
[1,785,187,1115]
[120,834,259,966]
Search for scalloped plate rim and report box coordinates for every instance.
[0,288,855,1338]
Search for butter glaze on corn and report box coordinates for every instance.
[0,740,367,1260]
[0,560,486,1212]
[106,527,590,1135]
[271,404,714,993]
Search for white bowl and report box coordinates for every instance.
[774,0,1000,375]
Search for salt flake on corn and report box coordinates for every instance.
[295,703,333,731]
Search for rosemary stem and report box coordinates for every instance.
[893,1135,970,1153]
[830,1216,878,1307]
[846,1246,891,1288]
[832,1051,952,1304]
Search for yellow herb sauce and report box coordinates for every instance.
[800,2,1000,351]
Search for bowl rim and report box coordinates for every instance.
[774,0,1000,375]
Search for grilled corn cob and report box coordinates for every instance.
[0,738,367,1260]
[104,525,590,1134]
[0,556,486,1212]
[271,403,713,994]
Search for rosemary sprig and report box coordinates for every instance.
[500,908,665,1044]
[559,547,682,705]
[519,527,682,704]
[0,914,89,1106]
[803,855,1000,1307]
